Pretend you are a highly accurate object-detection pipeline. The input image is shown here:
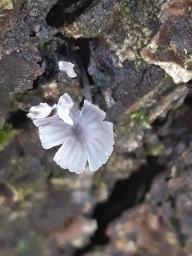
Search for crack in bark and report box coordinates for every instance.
[73,156,165,256]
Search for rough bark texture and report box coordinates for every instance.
[0,0,192,255]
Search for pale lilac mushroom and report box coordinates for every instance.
[27,93,114,174]
[58,61,77,78]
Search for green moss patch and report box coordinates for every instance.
[0,124,13,151]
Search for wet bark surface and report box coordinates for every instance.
[0,0,192,255]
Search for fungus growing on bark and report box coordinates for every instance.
[28,93,114,174]
[58,61,77,78]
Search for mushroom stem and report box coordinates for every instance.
[81,68,93,103]
[76,54,93,103]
